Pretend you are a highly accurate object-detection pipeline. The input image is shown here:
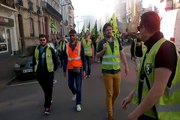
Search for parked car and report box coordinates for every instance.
[14,46,36,78]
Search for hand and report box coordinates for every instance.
[82,71,86,79]
[103,43,107,51]
[63,72,67,77]
[127,112,138,120]
[121,96,132,110]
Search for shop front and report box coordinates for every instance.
[0,16,14,55]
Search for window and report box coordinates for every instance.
[0,27,8,53]
[30,18,34,37]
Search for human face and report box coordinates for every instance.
[137,23,147,42]
[105,26,113,38]
[69,34,76,42]
[39,37,47,46]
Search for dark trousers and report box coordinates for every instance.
[36,72,54,108]
[85,56,91,76]
[68,69,82,105]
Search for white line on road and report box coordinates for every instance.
[9,80,58,87]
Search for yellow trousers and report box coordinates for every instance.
[102,72,121,118]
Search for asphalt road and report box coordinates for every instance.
[0,54,138,120]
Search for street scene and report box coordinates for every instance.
[1,0,180,120]
[0,50,137,120]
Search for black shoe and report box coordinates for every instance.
[44,108,50,115]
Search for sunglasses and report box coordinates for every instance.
[70,34,75,37]
[40,38,46,41]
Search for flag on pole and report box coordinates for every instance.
[109,13,119,37]
[91,20,98,39]
[87,21,90,31]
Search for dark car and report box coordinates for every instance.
[14,46,36,78]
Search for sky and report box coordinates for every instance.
[71,0,116,32]
[71,0,161,33]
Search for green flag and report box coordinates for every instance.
[109,13,119,37]
[91,20,98,39]
[87,21,90,31]
[81,24,86,37]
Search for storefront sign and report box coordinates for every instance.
[0,16,14,27]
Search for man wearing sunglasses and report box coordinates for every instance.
[63,29,86,112]
[121,11,180,120]
[32,34,58,115]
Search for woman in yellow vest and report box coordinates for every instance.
[121,11,180,120]
[32,34,58,115]
[97,23,129,120]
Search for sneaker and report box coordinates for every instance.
[76,104,81,112]
[44,108,50,115]
[72,94,76,101]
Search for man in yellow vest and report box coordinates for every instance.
[121,11,180,120]
[82,31,94,78]
[32,34,58,115]
[58,35,67,68]
[97,23,129,120]
[63,29,86,112]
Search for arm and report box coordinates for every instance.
[96,40,106,58]
[63,47,67,73]
[81,45,86,72]
[121,89,135,109]
[51,47,59,71]
[128,68,172,119]
[120,50,129,76]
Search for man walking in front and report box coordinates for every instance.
[32,34,58,115]
[97,23,129,120]
[63,29,86,112]
[121,11,180,120]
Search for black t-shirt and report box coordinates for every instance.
[143,31,177,87]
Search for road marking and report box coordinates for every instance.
[9,80,58,87]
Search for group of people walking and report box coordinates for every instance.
[32,11,180,120]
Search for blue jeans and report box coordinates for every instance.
[85,56,91,76]
[68,69,82,105]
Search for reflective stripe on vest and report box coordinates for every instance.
[59,40,66,51]
[34,46,54,72]
[102,39,120,70]
[82,38,92,56]
[66,41,82,69]
[133,38,180,119]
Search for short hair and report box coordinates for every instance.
[39,34,46,39]
[141,11,160,33]
[69,29,77,35]
[103,23,112,33]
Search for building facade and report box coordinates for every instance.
[0,0,18,55]
[60,0,74,36]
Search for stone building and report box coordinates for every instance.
[0,0,18,55]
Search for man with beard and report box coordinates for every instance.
[97,23,129,120]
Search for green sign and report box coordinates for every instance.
[0,16,14,27]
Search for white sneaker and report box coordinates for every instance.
[72,94,76,101]
[76,104,81,112]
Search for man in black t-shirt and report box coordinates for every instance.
[121,11,178,120]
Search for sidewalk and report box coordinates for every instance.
[0,54,17,89]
